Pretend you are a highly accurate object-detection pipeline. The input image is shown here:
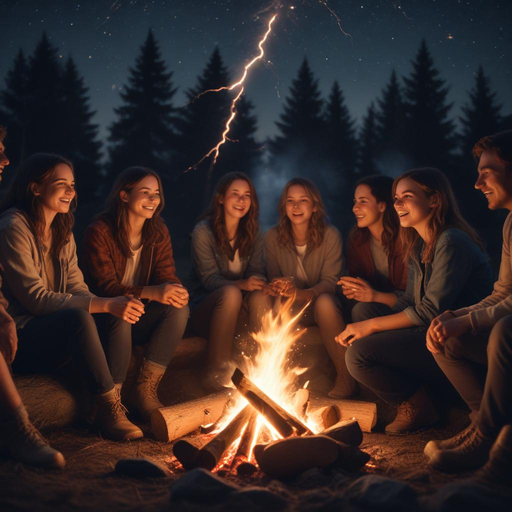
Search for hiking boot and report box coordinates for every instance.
[94,387,143,441]
[424,422,476,459]
[0,404,65,469]
[134,360,166,419]
[385,388,439,434]
[473,425,512,491]
[428,425,493,472]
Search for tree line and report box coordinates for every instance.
[0,31,510,262]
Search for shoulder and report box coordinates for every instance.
[264,226,279,245]
[191,219,215,246]
[323,225,342,245]
[0,209,33,238]
[436,227,475,248]
[85,218,112,237]
[504,212,512,235]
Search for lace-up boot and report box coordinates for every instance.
[94,387,143,441]
[424,422,476,459]
[385,388,439,434]
[134,360,166,419]
[428,425,493,472]
[0,404,65,469]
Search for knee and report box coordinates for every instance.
[66,308,96,328]
[247,290,273,311]
[345,341,367,377]
[351,302,378,322]
[438,335,466,361]
[488,315,512,358]
[214,285,243,313]
[314,293,337,313]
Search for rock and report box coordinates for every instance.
[114,458,171,478]
[322,419,363,447]
[295,468,335,489]
[256,435,339,478]
[230,487,288,510]
[423,481,510,512]
[343,475,419,511]
[170,468,239,504]
[236,461,258,476]
[333,440,371,471]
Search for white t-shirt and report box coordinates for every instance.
[121,245,143,286]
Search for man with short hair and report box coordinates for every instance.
[424,129,512,486]
[0,126,65,468]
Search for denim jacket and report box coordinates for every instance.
[393,227,493,326]
[188,219,265,306]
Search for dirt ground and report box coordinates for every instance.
[0,406,503,512]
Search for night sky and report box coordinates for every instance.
[1,0,511,142]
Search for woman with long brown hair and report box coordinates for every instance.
[339,175,407,308]
[0,153,145,441]
[189,172,267,391]
[337,168,493,434]
[83,167,189,419]
[264,178,355,398]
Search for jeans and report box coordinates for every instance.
[96,301,189,383]
[433,315,512,438]
[14,309,114,395]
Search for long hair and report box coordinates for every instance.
[393,168,483,264]
[201,172,259,261]
[98,167,166,258]
[277,178,328,252]
[0,153,76,257]
[349,174,400,255]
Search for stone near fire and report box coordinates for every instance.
[255,435,340,478]
[229,487,288,511]
[322,419,363,447]
[333,440,371,471]
[169,468,240,504]
[114,458,171,478]
[342,475,418,512]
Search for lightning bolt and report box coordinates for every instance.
[317,1,352,39]
[184,14,277,174]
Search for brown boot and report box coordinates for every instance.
[0,404,65,469]
[94,387,143,441]
[473,425,512,491]
[134,360,166,419]
[385,388,439,434]
[424,422,476,459]
[428,425,493,472]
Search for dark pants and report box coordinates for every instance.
[433,315,512,438]
[96,301,189,383]
[14,309,114,395]
[345,302,449,406]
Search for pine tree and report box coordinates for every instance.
[0,49,30,168]
[109,30,177,177]
[359,103,379,177]
[402,40,455,169]
[60,57,102,202]
[460,65,502,157]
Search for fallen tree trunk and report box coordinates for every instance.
[151,389,233,442]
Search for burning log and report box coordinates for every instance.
[321,419,363,447]
[291,388,309,419]
[172,437,207,470]
[151,389,233,442]
[230,410,258,475]
[197,405,252,471]
[307,393,377,432]
[231,368,312,437]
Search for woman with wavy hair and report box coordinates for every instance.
[83,167,189,419]
[0,153,145,441]
[339,175,407,309]
[189,172,267,391]
[337,168,493,434]
[264,178,355,398]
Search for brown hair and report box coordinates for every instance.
[277,178,328,252]
[98,167,166,258]
[472,130,512,172]
[202,172,260,261]
[0,153,76,257]
[0,126,6,142]
[349,174,400,255]
[393,168,483,265]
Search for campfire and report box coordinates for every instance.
[151,297,377,478]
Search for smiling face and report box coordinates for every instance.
[394,177,436,236]
[353,184,385,230]
[221,179,252,221]
[475,149,512,211]
[121,175,161,221]
[285,184,317,228]
[33,163,76,217]
[0,140,9,182]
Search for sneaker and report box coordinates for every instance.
[385,388,439,434]
[424,422,476,459]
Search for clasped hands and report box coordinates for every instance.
[426,311,471,354]
[263,277,296,297]
[153,282,189,308]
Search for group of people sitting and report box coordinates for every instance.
[0,125,510,490]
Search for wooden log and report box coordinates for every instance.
[320,405,339,429]
[307,393,377,432]
[231,410,258,472]
[231,368,312,437]
[151,389,233,442]
[197,405,252,471]
[291,388,309,419]
[321,419,363,447]
[172,437,208,470]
